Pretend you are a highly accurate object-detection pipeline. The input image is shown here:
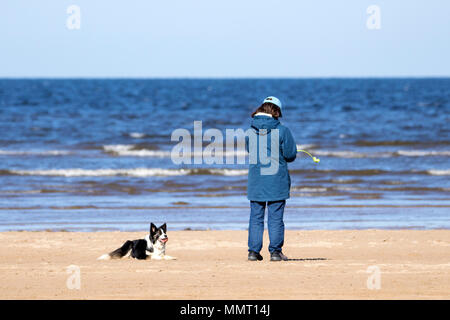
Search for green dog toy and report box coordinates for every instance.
[297,149,320,163]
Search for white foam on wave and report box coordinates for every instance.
[129,132,146,139]
[103,145,171,157]
[427,170,450,176]
[6,167,449,177]
[10,168,249,177]
[312,150,393,158]
[335,186,360,191]
[396,150,450,157]
[296,144,316,150]
[0,150,71,156]
[311,149,449,158]
[292,187,327,192]
[103,144,248,158]
[312,150,369,158]
[11,168,190,177]
[209,169,248,176]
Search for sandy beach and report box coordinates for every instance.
[0,230,449,300]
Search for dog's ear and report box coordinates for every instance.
[150,223,157,235]
[160,223,167,233]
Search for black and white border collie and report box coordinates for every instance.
[98,223,176,260]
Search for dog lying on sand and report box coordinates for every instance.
[98,223,176,260]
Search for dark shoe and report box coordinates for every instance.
[270,251,288,261]
[248,251,263,261]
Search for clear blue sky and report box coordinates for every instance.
[1,0,449,78]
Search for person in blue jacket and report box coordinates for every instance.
[245,96,297,261]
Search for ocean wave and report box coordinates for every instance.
[296,144,316,150]
[353,140,450,147]
[103,144,248,157]
[1,168,249,177]
[0,149,71,156]
[292,187,327,192]
[311,150,385,158]
[4,145,445,160]
[426,170,450,176]
[2,167,447,177]
[129,132,146,139]
[396,150,450,157]
[105,144,450,159]
[103,145,171,157]
[290,169,390,176]
[311,149,450,158]
[102,145,450,159]
[290,168,450,176]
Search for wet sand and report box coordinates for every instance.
[0,230,449,299]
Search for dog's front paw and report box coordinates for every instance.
[164,255,177,260]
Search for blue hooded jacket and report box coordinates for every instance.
[246,115,297,201]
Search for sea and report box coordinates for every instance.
[0,78,448,231]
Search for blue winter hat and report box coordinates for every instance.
[263,96,282,109]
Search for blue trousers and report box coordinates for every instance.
[248,200,285,253]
